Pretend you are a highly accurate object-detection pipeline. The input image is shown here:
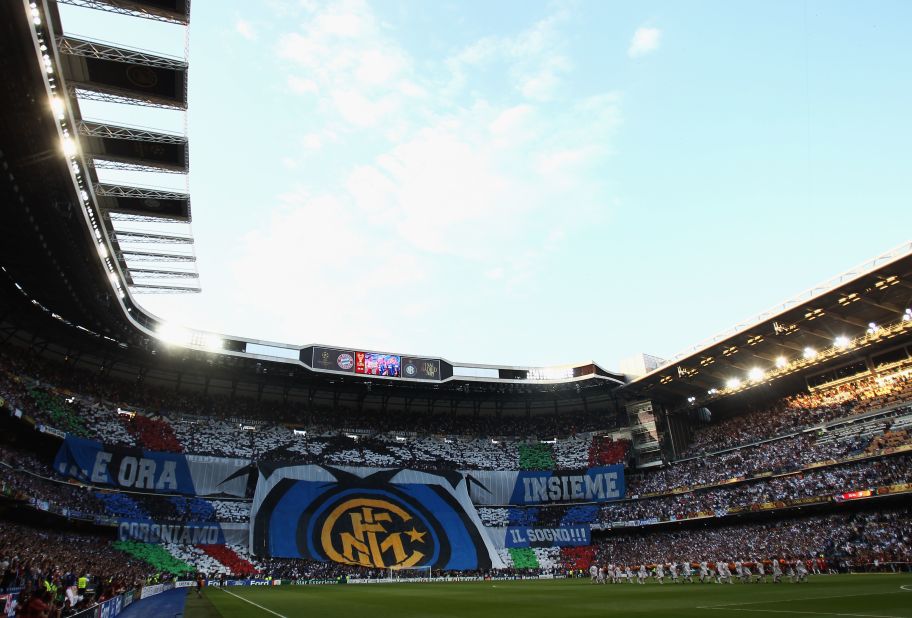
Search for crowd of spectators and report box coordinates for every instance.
[254,556,368,581]
[476,454,912,528]
[629,408,912,495]
[683,363,912,457]
[0,521,162,615]
[587,508,911,568]
[7,347,911,480]
[599,454,911,525]
[0,351,619,450]
[788,365,912,411]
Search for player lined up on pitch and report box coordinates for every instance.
[589,558,831,584]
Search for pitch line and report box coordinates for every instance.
[220,588,288,618]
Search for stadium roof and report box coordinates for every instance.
[56,0,190,25]
[623,243,912,407]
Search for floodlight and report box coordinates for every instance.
[61,136,76,157]
[834,336,850,349]
[903,309,912,322]
[747,367,765,382]
[156,322,192,346]
[725,378,741,390]
[775,356,788,368]
[201,333,224,351]
[803,347,817,360]
[50,96,64,120]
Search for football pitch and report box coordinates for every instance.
[186,574,912,618]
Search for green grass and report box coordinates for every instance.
[184,589,223,618]
[190,573,912,618]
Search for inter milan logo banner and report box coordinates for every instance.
[250,465,505,570]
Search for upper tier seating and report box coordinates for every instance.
[123,414,183,453]
[588,437,630,466]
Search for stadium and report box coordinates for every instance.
[1,1,910,617]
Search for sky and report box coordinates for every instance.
[60,0,912,370]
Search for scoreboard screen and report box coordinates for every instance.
[311,347,442,380]
[356,352,401,377]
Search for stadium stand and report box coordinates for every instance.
[586,509,911,569]
[123,414,184,453]
[112,541,194,575]
[588,437,631,467]
[0,520,169,604]
[682,364,912,457]
[2,337,912,587]
[197,545,259,576]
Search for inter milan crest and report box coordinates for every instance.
[316,496,432,568]
[252,465,496,570]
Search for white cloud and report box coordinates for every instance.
[628,26,661,58]
[287,76,318,94]
[313,6,366,38]
[226,2,624,348]
[444,12,572,102]
[355,49,407,85]
[235,19,256,41]
[230,191,432,350]
[236,90,621,276]
[276,0,418,135]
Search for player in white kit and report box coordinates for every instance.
[735,560,749,583]
[771,558,783,583]
[786,559,797,583]
[681,560,693,584]
[637,565,647,584]
[589,564,598,583]
[716,560,732,584]
[753,559,767,583]
[795,559,808,583]
[654,562,665,584]
[669,562,679,583]
[699,561,710,583]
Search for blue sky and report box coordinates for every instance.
[61,1,911,369]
